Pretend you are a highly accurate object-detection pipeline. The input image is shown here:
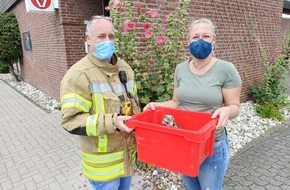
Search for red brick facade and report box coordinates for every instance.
[9,0,285,102]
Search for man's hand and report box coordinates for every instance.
[116,115,133,132]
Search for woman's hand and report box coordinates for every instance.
[143,102,157,111]
[211,106,231,129]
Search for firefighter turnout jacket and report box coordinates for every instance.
[60,53,140,182]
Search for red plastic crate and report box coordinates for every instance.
[126,107,218,177]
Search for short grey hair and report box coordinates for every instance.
[188,18,216,37]
[86,20,93,37]
[85,17,114,37]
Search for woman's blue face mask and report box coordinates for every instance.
[189,39,213,59]
[93,41,116,61]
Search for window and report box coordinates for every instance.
[22,32,32,51]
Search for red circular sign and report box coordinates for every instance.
[31,0,52,9]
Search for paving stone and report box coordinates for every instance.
[13,176,34,189]
[9,172,22,183]
[1,180,13,190]
[12,185,26,190]
[249,184,267,190]
[49,181,62,190]
[224,123,290,190]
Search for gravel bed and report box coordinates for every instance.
[1,73,289,190]
[0,74,61,112]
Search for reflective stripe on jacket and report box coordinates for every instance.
[60,53,139,182]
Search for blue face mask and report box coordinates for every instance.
[93,41,116,61]
[189,39,212,59]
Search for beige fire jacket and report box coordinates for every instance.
[60,53,140,182]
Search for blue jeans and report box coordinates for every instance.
[182,136,230,190]
[89,176,132,190]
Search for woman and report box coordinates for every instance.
[143,18,242,190]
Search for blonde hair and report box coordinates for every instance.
[188,18,216,37]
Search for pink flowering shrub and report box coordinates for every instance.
[156,36,168,46]
[124,20,135,32]
[109,0,190,106]
[249,34,290,121]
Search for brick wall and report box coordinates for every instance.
[10,0,105,100]
[191,0,284,102]
[10,0,285,102]
[11,1,64,100]
[120,0,284,102]
[59,0,104,68]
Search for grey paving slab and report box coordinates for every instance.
[0,80,89,190]
[224,122,290,190]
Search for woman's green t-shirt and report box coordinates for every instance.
[174,59,242,140]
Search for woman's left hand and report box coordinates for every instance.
[211,106,231,129]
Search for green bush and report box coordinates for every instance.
[0,60,9,73]
[0,12,22,80]
[109,0,190,107]
[256,103,284,121]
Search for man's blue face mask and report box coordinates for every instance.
[93,41,116,61]
[189,39,213,59]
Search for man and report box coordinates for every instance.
[60,16,140,190]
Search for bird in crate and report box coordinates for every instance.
[161,115,179,128]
